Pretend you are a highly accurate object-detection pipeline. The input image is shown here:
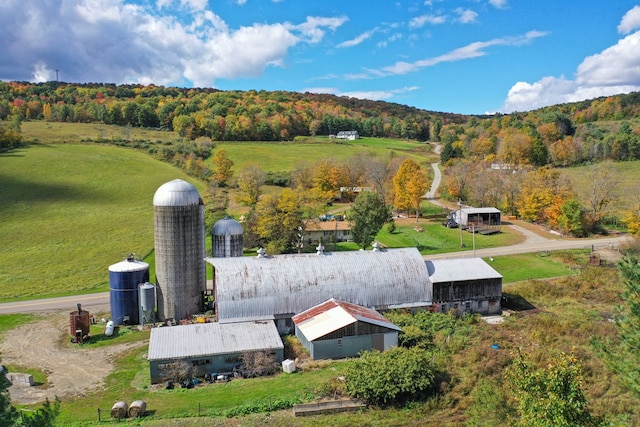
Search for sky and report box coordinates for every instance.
[2,1,640,115]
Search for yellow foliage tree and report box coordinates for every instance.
[515,167,573,223]
[622,210,640,236]
[212,149,234,186]
[393,159,430,220]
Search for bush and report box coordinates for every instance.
[343,347,435,406]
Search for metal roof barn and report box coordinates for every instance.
[147,321,283,361]
[206,247,432,322]
[293,298,401,342]
[153,179,206,321]
[426,258,502,283]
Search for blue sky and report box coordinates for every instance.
[2,1,640,114]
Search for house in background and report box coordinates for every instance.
[426,258,503,315]
[332,130,359,140]
[147,321,284,383]
[305,219,352,244]
[292,298,401,360]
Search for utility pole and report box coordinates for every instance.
[55,69,59,82]
[458,199,464,248]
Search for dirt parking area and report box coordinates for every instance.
[1,310,146,405]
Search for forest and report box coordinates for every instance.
[2,81,640,241]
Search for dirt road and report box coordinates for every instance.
[1,311,146,405]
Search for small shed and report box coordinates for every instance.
[147,321,284,383]
[292,298,401,360]
[451,207,501,232]
[335,131,359,140]
[426,258,502,315]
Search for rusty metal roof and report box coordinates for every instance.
[426,258,502,283]
[147,320,283,361]
[206,247,432,321]
[292,298,401,341]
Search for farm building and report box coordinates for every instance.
[292,298,401,360]
[426,258,502,315]
[333,130,359,140]
[147,321,284,384]
[205,247,432,334]
[304,219,352,244]
[451,207,501,233]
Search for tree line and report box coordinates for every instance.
[0,81,467,142]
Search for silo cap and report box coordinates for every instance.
[213,216,244,236]
[153,179,202,207]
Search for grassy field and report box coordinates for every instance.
[560,160,640,212]
[0,143,201,300]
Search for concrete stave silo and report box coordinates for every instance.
[108,256,150,325]
[153,179,206,321]
[212,216,244,258]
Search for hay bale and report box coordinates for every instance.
[128,400,147,418]
[110,401,128,419]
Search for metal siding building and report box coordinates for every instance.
[206,247,432,332]
[293,299,401,360]
[426,258,503,315]
[153,179,206,321]
[147,321,284,383]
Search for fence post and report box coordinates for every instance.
[97,408,101,422]
[198,402,201,417]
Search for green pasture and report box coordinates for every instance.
[21,121,179,145]
[216,137,437,172]
[0,143,201,301]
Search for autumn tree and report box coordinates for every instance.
[254,188,303,254]
[349,191,392,249]
[393,159,430,220]
[211,149,234,187]
[582,162,618,231]
[312,160,344,204]
[235,163,266,207]
[515,167,573,223]
[497,128,532,168]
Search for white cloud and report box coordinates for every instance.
[488,0,508,9]
[455,8,478,24]
[376,30,547,77]
[336,28,377,48]
[618,5,640,34]
[0,1,345,87]
[409,14,446,29]
[291,16,348,44]
[303,86,419,102]
[502,30,640,112]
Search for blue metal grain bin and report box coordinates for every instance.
[108,256,149,325]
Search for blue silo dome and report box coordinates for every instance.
[153,179,202,207]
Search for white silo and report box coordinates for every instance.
[212,216,244,257]
[153,179,206,321]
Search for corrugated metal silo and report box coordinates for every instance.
[139,282,156,324]
[108,256,150,325]
[212,216,244,257]
[153,179,206,321]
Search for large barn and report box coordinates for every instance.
[205,247,432,334]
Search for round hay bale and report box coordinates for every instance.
[128,400,147,418]
[110,401,128,419]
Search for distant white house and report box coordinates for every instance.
[331,131,359,140]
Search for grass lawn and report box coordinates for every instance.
[0,143,203,301]
[484,251,577,283]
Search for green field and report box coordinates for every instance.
[0,143,201,300]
